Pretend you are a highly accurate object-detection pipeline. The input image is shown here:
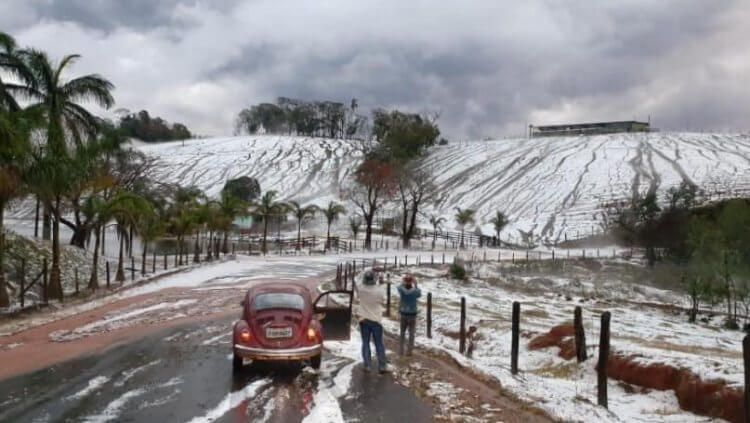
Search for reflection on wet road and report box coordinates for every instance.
[0,316,432,423]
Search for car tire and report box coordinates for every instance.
[232,353,243,373]
[310,354,322,369]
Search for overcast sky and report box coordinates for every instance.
[2,0,749,139]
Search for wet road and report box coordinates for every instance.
[0,255,435,423]
[0,317,433,423]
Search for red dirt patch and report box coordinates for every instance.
[528,324,576,359]
[607,354,744,423]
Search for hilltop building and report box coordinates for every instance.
[529,120,651,137]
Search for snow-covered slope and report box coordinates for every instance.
[138,136,364,204]
[137,133,750,243]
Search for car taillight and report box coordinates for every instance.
[307,327,318,342]
[240,328,251,342]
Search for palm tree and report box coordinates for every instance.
[489,211,509,245]
[0,32,38,306]
[428,214,446,250]
[323,202,346,252]
[289,201,318,251]
[454,208,476,249]
[215,191,247,255]
[81,194,107,290]
[138,210,164,275]
[23,49,114,293]
[191,199,210,263]
[251,191,286,255]
[168,208,195,266]
[108,192,152,282]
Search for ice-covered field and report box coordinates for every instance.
[133,133,750,244]
[380,261,743,422]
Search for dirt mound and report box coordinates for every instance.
[528,324,577,360]
[607,354,744,423]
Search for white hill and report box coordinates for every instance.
[138,133,750,244]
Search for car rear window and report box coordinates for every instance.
[252,293,305,311]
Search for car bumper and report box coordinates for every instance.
[233,344,322,360]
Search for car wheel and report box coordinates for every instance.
[310,354,322,369]
[232,353,243,373]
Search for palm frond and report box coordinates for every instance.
[62,74,115,109]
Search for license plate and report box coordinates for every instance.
[265,327,292,339]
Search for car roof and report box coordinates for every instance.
[246,282,312,300]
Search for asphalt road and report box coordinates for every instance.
[0,269,434,423]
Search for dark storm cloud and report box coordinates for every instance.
[3,0,749,138]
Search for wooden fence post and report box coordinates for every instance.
[42,258,48,303]
[386,282,391,317]
[130,257,135,282]
[394,255,397,268]
[511,301,520,374]
[427,292,432,339]
[19,259,26,308]
[442,252,445,265]
[459,297,466,354]
[152,251,156,273]
[431,254,434,265]
[598,311,611,409]
[164,254,167,270]
[106,261,110,288]
[743,335,750,423]
[552,250,555,261]
[512,252,515,264]
[75,268,79,295]
[574,306,587,362]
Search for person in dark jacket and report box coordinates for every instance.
[397,273,422,356]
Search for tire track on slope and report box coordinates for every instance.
[541,138,605,239]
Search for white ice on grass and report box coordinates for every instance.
[66,376,110,401]
[185,378,271,423]
[388,266,741,422]
[135,133,750,243]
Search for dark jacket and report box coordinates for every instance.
[397,284,422,315]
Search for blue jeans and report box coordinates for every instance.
[359,320,387,370]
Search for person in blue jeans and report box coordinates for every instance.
[354,270,388,373]
[397,273,421,356]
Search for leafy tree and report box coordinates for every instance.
[371,109,440,161]
[108,191,152,282]
[346,160,397,249]
[222,176,261,202]
[428,214,446,249]
[489,211,509,242]
[118,109,192,142]
[288,201,317,251]
[235,103,286,134]
[323,202,346,251]
[454,208,476,249]
[684,216,723,322]
[138,209,164,274]
[251,191,286,254]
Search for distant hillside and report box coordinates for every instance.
[137,133,750,243]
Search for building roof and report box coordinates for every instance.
[533,120,649,130]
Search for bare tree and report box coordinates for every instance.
[396,164,435,248]
[346,160,397,250]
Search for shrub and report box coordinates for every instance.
[449,263,467,280]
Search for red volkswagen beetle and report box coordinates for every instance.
[232,283,352,373]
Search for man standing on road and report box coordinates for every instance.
[354,270,388,373]
[397,274,421,356]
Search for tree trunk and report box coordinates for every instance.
[128,226,134,258]
[178,235,183,265]
[460,228,465,249]
[326,222,331,252]
[364,214,374,250]
[48,197,64,300]
[432,230,437,250]
[42,205,51,240]
[0,204,9,307]
[222,232,229,254]
[70,226,87,248]
[34,196,39,238]
[89,225,100,290]
[297,222,302,251]
[262,218,269,255]
[116,229,125,282]
[141,241,147,275]
[193,230,201,263]
[101,224,106,256]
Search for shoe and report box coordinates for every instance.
[378,367,390,374]
[362,366,371,373]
